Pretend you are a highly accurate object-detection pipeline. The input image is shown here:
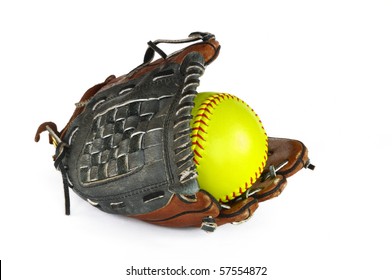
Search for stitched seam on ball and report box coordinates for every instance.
[191,93,226,165]
[191,93,269,203]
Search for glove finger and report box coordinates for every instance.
[266,137,311,178]
[133,190,220,228]
[215,197,259,226]
[250,175,287,202]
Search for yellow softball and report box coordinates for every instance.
[191,92,268,203]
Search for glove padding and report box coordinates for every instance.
[35,32,314,232]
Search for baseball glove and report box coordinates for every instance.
[35,32,314,232]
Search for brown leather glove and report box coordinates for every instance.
[35,32,314,232]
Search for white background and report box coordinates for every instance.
[1,0,391,279]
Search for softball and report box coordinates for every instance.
[191,92,268,203]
